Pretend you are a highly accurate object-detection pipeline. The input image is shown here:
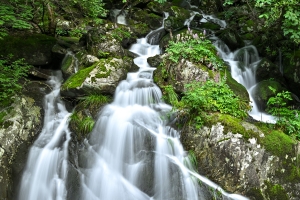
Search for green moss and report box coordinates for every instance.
[264,181,289,200]
[262,130,295,157]
[245,188,264,200]
[205,113,260,140]
[0,111,6,125]
[224,69,249,102]
[0,34,56,60]
[61,55,73,71]
[62,65,96,90]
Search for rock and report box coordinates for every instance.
[0,34,57,68]
[154,56,209,93]
[215,29,245,51]
[164,6,190,32]
[86,24,131,58]
[61,57,137,97]
[181,119,300,199]
[251,80,284,111]
[0,94,43,199]
[256,58,286,86]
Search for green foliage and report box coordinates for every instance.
[255,0,300,44]
[0,0,107,37]
[166,29,224,70]
[0,56,31,102]
[79,94,111,109]
[111,27,132,42]
[162,85,178,105]
[178,79,250,129]
[70,111,95,136]
[267,87,300,138]
[0,3,33,38]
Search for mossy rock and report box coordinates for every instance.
[256,58,286,85]
[252,80,284,111]
[128,8,163,30]
[262,130,295,158]
[198,22,221,31]
[215,29,245,51]
[147,1,172,15]
[61,57,136,97]
[0,34,57,67]
[264,181,289,200]
[224,68,249,103]
[128,20,151,37]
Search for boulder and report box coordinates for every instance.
[0,93,44,199]
[61,57,138,97]
[182,117,300,199]
[251,80,284,111]
[0,34,57,68]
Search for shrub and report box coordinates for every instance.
[0,56,31,102]
[178,79,250,129]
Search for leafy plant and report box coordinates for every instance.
[162,85,178,105]
[255,0,300,44]
[79,94,111,109]
[166,29,224,70]
[178,79,250,129]
[267,87,300,138]
[111,27,132,42]
[0,55,31,102]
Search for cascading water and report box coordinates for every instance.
[16,11,250,200]
[80,13,248,200]
[213,39,275,123]
[18,71,71,200]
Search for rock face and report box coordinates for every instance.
[182,121,300,200]
[0,34,57,68]
[0,95,43,200]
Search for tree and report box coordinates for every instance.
[0,0,107,37]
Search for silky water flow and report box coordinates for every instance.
[80,15,248,200]
[213,39,275,123]
[17,13,249,200]
[18,71,71,200]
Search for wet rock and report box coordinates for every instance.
[61,57,137,97]
[252,80,284,111]
[0,94,43,199]
[182,121,300,199]
[215,29,245,51]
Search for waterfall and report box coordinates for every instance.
[80,14,248,200]
[18,71,71,200]
[213,39,275,123]
[16,11,250,200]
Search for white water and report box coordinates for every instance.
[213,39,275,123]
[80,13,248,200]
[62,51,79,73]
[18,71,71,200]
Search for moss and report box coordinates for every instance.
[0,111,7,126]
[0,34,56,60]
[198,22,221,31]
[262,130,295,157]
[264,181,289,200]
[223,69,249,102]
[205,113,261,140]
[61,55,73,71]
[62,65,96,90]
[246,187,264,200]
